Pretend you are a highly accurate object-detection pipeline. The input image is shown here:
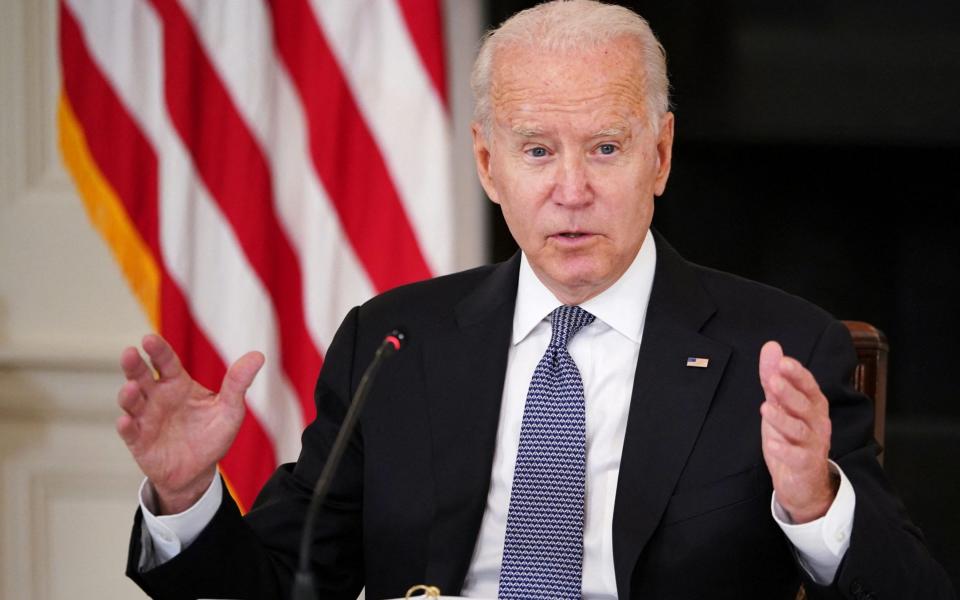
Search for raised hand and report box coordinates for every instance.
[116,334,264,515]
[759,341,838,524]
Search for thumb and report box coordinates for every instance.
[220,351,265,405]
[758,341,783,391]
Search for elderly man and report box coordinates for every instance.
[119,1,953,599]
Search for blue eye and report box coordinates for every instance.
[528,147,547,158]
[598,143,616,155]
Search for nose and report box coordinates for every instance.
[552,154,592,207]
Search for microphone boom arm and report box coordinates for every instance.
[292,330,405,600]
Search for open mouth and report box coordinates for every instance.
[551,231,595,243]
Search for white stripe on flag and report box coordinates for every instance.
[67,0,304,463]
[310,0,455,275]
[177,0,377,353]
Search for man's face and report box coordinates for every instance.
[473,38,674,304]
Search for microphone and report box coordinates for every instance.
[292,329,406,600]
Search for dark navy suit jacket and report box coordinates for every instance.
[127,232,954,600]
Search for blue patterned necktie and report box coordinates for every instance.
[498,305,595,600]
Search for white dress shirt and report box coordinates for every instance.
[140,231,855,595]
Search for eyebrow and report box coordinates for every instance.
[511,124,544,137]
[509,123,631,138]
[591,125,628,137]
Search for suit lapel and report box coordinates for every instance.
[422,255,520,593]
[612,234,732,599]
[416,238,733,596]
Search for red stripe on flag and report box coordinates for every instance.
[219,405,278,512]
[396,0,449,109]
[268,0,434,292]
[161,276,277,510]
[60,1,277,509]
[148,0,321,423]
[59,3,160,257]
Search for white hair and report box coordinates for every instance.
[470,0,670,137]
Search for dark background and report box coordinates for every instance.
[482,0,960,587]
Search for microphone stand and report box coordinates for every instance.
[292,330,405,600]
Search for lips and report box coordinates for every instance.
[550,231,596,244]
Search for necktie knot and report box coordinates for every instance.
[549,305,595,350]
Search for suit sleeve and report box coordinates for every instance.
[800,319,956,600]
[125,306,367,600]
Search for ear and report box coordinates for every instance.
[472,122,500,204]
[653,111,675,197]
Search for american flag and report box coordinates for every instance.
[58,0,453,511]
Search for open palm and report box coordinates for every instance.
[116,334,264,514]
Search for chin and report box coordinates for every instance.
[546,264,611,296]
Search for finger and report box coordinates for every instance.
[761,419,807,463]
[762,432,786,461]
[117,380,147,416]
[116,413,140,445]
[142,334,185,381]
[120,345,157,391]
[760,411,788,445]
[760,398,810,445]
[766,436,825,473]
[767,369,832,441]
[766,373,817,419]
[763,436,800,469]
[219,351,265,406]
[777,356,825,404]
[758,341,784,392]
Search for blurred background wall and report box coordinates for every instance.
[0,1,482,598]
[0,0,151,597]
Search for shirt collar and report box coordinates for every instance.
[512,229,657,345]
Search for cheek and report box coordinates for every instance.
[499,197,538,242]
[498,181,550,230]
[595,187,654,237]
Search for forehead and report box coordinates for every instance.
[489,38,648,129]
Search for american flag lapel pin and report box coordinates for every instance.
[686,356,709,368]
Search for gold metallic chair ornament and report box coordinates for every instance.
[405,584,442,599]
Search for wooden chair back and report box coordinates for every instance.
[797,320,888,599]
[842,320,889,464]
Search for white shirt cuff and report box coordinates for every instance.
[138,471,222,569]
[771,460,855,585]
